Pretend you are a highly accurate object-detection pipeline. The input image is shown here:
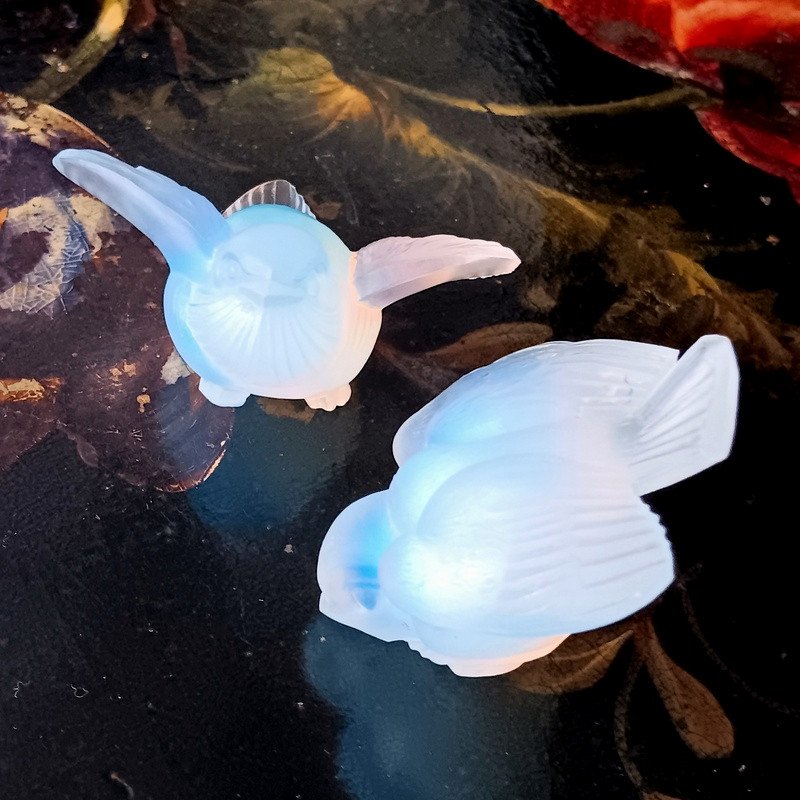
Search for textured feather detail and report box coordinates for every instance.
[380,456,673,637]
[186,293,262,372]
[317,335,738,676]
[184,286,342,389]
[393,339,679,464]
[223,180,315,218]
[53,149,229,274]
[354,234,520,309]
[622,335,739,495]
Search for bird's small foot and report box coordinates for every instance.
[199,378,249,407]
[305,384,352,411]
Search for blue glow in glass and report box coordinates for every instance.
[53,149,520,409]
[317,335,740,676]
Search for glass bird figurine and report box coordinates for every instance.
[52,149,520,409]
[317,335,739,676]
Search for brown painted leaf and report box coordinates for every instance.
[424,322,553,373]
[303,191,343,221]
[129,0,158,32]
[374,340,461,398]
[511,629,633,695]
[0,94,234,491]
[644,792,685,800]
[642,628,734,758]
[376,322,553,397]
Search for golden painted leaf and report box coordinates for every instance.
[643,629,734,758]
[225,47,486,190]
[597,212,798,372]
[0,377,62,403]
[510,630,633,695]
[107,45,800,378]
[246,48,373,133]
[376,322,553,396]
[249,49,800,375]
[256,396,317,423]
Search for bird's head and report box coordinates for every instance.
[203,206,335,309]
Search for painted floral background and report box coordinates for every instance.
[1,2,799,799]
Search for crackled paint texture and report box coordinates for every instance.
[0,94,233,490]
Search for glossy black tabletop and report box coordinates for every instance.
[1,2,799,798]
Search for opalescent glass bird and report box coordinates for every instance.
[53,149,520,409]
[317,335,739,676]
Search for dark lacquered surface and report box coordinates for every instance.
[1,2,799,799]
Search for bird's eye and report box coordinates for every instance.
[218,255,244,284]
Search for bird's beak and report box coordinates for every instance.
[317,491,413,644]
[268,282,307,306]
[268,274,320,306]
[227,276,305,310]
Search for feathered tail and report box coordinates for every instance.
[623,335,739,495]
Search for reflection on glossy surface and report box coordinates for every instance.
[188,396,362,534]
[304,615,555,800]
[0,95,233,490]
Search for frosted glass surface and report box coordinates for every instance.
[52,149,520,408]
[318,336,739,676]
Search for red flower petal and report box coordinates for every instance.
[697,106,800,202]
[539,1,800,203]
[538,0,722,89]
[671,1,800,51]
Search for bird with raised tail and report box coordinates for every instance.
[52,149,520,409]
[317,335,739,677]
